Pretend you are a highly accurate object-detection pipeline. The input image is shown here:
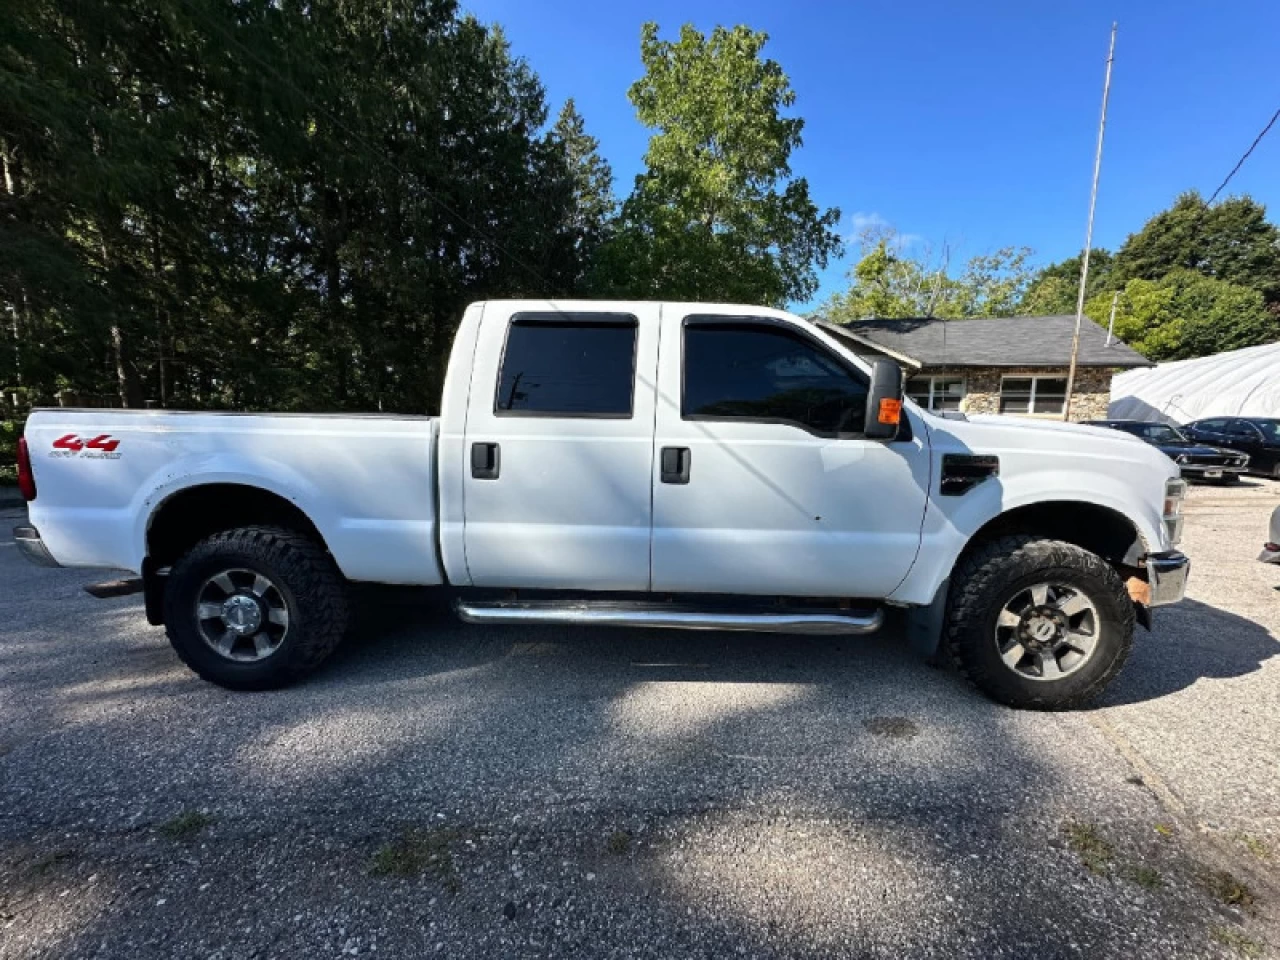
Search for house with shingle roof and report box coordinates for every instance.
[813,314,1152,421]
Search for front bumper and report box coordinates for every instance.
[1179,463,1247,480]
[1146,551,1189,607]
[13,525,61,568]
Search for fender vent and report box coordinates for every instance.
[941,454,999,496]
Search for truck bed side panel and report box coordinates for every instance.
[24,411,443,585]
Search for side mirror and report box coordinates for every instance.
[864,359,904,440]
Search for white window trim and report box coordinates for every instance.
[1000,375,1068,416]
[907,374,967,411]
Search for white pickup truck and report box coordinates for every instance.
[13,300,1189,709]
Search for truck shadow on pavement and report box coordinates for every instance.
[2,571,1277,958]
[1098,598,1280,707]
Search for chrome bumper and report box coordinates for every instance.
[1146,551,1189,607]
[13,525,61,568]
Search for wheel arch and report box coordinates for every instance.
[959,499,1148,569]
[146,483,331,570]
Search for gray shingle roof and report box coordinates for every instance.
[814,315,1152,370]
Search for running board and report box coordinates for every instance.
[454,600,883,636]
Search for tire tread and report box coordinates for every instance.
[164,525,348,690]
[944,535,1134,710]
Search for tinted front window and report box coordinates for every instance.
[1196,419,1227,432]
[683,323,868,435]
[496,314,637,416]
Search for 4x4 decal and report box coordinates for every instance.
[50,434,122,459]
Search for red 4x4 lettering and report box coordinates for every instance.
[86,435,120,452]
[53,434,84,452]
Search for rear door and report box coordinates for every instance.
[461,302,659,590]
[649,310,931,599]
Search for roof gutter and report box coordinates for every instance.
[814,321,924,370]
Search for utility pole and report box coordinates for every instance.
[1063,22,1117,421]
[1104,290,1120,346]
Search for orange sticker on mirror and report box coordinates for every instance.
[878,398,902,425]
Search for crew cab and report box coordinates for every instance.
[13,300,1190,709]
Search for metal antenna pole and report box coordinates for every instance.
[1105,290,1120,346]
[1063,22,1117,421]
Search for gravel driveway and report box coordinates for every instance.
[1,483,1278,959]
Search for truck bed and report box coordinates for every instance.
[23,409,444,585]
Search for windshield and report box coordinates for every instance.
[1119,422,1187,443]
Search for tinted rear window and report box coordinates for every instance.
[496,314,637,417]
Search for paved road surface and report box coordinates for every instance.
[1,483,1277,959]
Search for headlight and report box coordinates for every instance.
[1163,478,1187,545]
[1174,454,1188,464]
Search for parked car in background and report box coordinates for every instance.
[1183,417,1280,479]
[1083,420,1248,483]
[1260,505,1280,564]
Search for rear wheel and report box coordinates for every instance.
[945,536,1134,710]
[164,526,348,690]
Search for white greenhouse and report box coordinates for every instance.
[1107,340,1280,423]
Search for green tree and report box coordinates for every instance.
[1088,270,1278,361]
[1019,249,1115,315]
[0,0,597,416]
[1111,191,1280,303]
[821,228,1034,321]
[548,99,616,293]
[598,22,841,306]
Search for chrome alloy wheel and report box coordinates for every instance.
[195,568,290,662]
[994,582,1100,681]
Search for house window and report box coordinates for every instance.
[906,375,966,412]
[1000,376,1068,415]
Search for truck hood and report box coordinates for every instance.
[938,412,1179,477]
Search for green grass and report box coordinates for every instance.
[1125,865,1165,889]
[1201,869,1256,910]
[370,828,460,890]
[1062,821,1115,876]
[1234,833,1272,861]
[606,829,632,855]
[158,810,215,840]
[1211,926,1264,958]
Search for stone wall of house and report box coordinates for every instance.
[925,366,1114,421]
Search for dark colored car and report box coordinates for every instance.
[1083,419,1249,483]
[1183,417,1280,479]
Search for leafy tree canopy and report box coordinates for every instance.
[595,23,842,306]
[821,226,1034,322]
[1110,191,1280,303]
[1087,270,1278,362]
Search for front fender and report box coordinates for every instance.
[889,417,1174,606]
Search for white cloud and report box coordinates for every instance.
[844,211,922,250]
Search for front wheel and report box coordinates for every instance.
[945,536,1134,710]
[164,526,349,690]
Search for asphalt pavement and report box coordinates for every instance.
[1,483,1278,959]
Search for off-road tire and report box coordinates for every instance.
[945,535,1134,710]
[164,526,348,690]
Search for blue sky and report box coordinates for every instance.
[464,0,1280,311]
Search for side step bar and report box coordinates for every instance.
[454,600,883,636]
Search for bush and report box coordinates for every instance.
[0,420,20,485]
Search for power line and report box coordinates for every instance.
[172,0,550,287]
[1207,106,1280,205]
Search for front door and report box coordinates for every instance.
[462,303,660,590]
[649,311,931,599]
